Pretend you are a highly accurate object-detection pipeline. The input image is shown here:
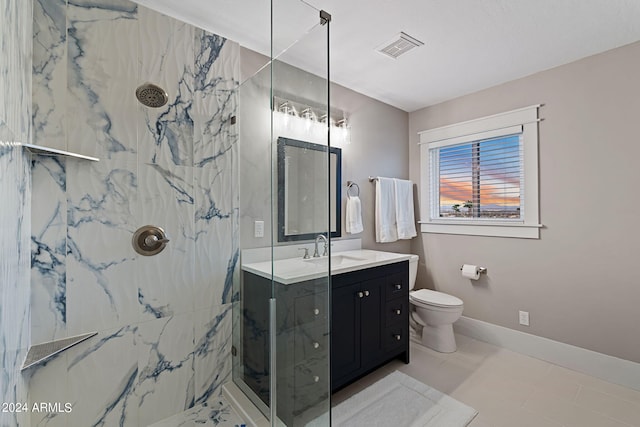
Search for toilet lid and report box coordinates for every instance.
[410,289,463,308]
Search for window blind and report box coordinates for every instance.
[431,134,523,220]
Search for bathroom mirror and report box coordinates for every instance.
[277,137,341,242]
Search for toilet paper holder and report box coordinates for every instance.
[460,265,487,274]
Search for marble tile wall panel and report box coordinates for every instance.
[136,6,196,321]
[193,304,233,405]
[65,0,140,335]
[66,325,138,426]
[0,0,32,143]
[194,165,237,310]
[135,313,195,426]
[65,156,139,336]
[31,157,67,343]
[193,34,240,309]
[27,351,70,427]
[65,0,138,158]
[135,162,195,320]
[1,1,32,426]
[138,6,195,167]
[192,33,239,165]
[32,0,67,151]
[0,144,32,427]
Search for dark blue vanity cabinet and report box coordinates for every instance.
[241,260,409,425]
[242,273,329,426]
[331,261,410,391]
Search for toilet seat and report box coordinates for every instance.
[410,289,463,308]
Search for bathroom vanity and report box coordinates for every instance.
[241,250,410,426]
[331,261,409,390]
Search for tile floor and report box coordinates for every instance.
[149,398,247,427]
[332,334,640,427]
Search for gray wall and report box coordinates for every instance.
[409,41,640,363]
[240,47,411,253]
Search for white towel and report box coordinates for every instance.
[346,196,364,234]
[375,177,398,243]
[394,178,417,239]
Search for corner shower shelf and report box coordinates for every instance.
[22,143,99,162]
[21,332,97,371]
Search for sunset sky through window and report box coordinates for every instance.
[438,135,521,216]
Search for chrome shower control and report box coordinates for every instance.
[133,225,170,256]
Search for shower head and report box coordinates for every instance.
[135,83,168,108]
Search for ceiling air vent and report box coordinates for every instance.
[377,32,424,59]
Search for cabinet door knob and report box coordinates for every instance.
[394,284,402,290]
[357,291,364,298]
[313,342,320,349]
[313,375,320,383]
[394,334,401,341]
[364,290,370,297]
[313,308,320,315]
[395,309,401,315]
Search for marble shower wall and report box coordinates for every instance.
[0,0,33,426]
[29,1,239,425]
[0,146,32,427]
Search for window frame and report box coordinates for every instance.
[418,105,541,239]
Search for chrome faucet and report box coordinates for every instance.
[313,234,328,258]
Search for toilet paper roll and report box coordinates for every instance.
[462,264,480,280]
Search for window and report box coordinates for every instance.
[419,105,541,238]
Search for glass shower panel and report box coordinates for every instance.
[272,5,331,426]
[234,1,331,425]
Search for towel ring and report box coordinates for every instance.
[346,181,360,198]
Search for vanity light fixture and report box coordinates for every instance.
[273,95,351,145]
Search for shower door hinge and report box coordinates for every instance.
[231,345,237,356]
[320,10,331,25]
[231,115,237,125]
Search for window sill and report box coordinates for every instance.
[419,221,541,239]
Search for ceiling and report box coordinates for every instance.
[134,0,640,112]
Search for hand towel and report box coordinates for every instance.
[394,178,417,239]
[375,177,398,243]
[346,196,364,234]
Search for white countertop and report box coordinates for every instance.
[241,249,412,285]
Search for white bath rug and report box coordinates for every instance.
[331,371,477,427]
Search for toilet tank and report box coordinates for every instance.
[408,254,419,290]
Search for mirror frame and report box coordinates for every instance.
[277,136,342,242]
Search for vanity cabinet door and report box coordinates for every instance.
[331,281,361,382]
[331,260,409,392]
[359,277,384,366]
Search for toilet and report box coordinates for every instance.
[408,255,464,353]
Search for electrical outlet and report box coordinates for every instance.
[519,310,530,326]
[254,220,264,238]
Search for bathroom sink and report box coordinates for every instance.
[242,249,413,285]
[304,254,366,266]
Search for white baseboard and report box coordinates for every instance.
[454,316,640,392]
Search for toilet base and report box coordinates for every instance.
[420,323,457,353]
